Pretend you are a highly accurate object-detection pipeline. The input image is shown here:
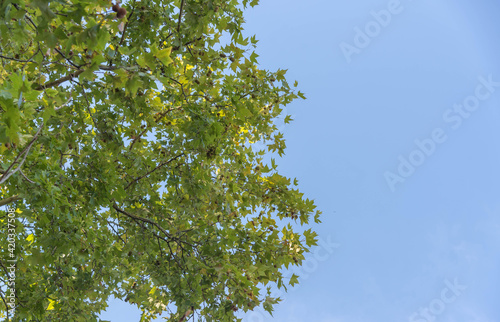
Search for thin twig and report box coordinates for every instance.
[54,92,73,110]
[0,290,9,321]
[177,0,185,32]
[0,54,32,63]
[112,204,173,241]
[128,127,148,151]
[125,153,184,190]
[53,47,80,69]
[19,169,35,184]
[0,123,43,185]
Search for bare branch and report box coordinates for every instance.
[54,92,73,111]
[19,169,35,184]
[53,47,80,69]
[177,0,185,32]
[0,123,43,185]
[34,64,146,90]
[0,54,32,63]
[0,289,10,321]
[128,127,148,151]
[112,204,173,241]
[125,153,183,190]
[33,70,84,90]
[0,195,21,207]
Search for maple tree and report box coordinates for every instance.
[0,0,321,320]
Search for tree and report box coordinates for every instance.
[0,0,321,320]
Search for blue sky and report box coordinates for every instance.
[101,0,500,321]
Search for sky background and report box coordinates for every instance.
[101,0,500,321]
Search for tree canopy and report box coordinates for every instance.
[0,0,321,320]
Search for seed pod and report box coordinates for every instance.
[117,7,127,19]
[112,4,120,12]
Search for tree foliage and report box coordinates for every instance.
[0,0,321,320]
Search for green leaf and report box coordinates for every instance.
[0,89,12,99]
[249,51,259,63]
[156,47,173,66]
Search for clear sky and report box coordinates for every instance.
[101,0,500,321]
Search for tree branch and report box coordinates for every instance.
[177,0,185,32]
[19,169,35,183]
[0,123,43,185]
[33,70,84,90]
[119,5,135,48]
[125,153,183,190]
[128,127,148,151]
[54,92,73,111]
[0,54,32,63]
[0,195,21,207]
[178,306,193,322]
[34,64,146,90]
[112,204,173,241]
[0,289,10,321]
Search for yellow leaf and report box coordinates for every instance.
[109,44,115,50]
[15,208,22,214]
[149,286,157,295]
[26,234,34,246]
[178,75,189,85]
[47,299,56,311]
